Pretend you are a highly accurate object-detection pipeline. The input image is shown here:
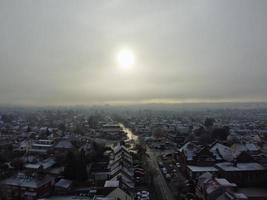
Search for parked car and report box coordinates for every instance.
[161,167,167,174]
[165,173,171,180]
[136,191,150,200]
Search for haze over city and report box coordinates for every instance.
[1,0,267,106]
[2,2,267,200]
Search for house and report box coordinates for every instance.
[54,179,72,195]
[187,165,218,181]
[110,169,135,189]
[29,139,55,155]
[216,192,248,200]
[108,143,135,189]
[210,143,234,162]
[70,186,133,200]
[245,143,261,155]
[54,139,73,151]
[24,158,56,171]
[215,162,267,187]
[194,146,216,166]
[0,172,54,200]
[235,151,255,163]
[196,172,247,200]
[105,187,132,200]
[101,124,125,140]
[15,140,31,152]
[178,142,201,171]
[32,139,55,149]
[104,180,119,188]
[238,187,267,200]
[231,143,247,158]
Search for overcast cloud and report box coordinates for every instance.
[0,0,267,105]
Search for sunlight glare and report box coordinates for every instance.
[117,49,135,70]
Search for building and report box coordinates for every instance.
[0,172,54,200]
[54,179,72,195]
[215,162,267,187]
[196,172,247,200]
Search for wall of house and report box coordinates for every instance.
[218,170,267,187]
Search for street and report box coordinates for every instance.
[146,146,176,200]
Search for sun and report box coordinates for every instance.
[117,49,135,70]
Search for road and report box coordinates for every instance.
[146,147,176,200]
[119,123,175,200]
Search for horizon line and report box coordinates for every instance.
[1,99,267,109]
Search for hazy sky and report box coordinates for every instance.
[1,0,267,106]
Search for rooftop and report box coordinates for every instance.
[215,162,265,171]
[188,165,218,172]
[1,173,53,188]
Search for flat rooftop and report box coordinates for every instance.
[215,162,265,171]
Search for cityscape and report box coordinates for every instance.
[1,105,267,200]
[1,1,267,200]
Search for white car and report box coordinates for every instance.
[141,191,150,195]
[161,167,167,174]
[165,173,171,179]
[136,191,150,200]
[141,197,149,200]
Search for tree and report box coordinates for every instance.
[147,161,158,186]
[11,159,24,170]
[64,150,89,181]
[212,126,230,141]
[199,133,213,145]
[0,154,7,163]
[74,125,84,135]
[88,116,98,129]
[194,126,206,137]
[76,149,88,181]
[64,151,77,180]
[136,143,147,160]
[152,127,166,139]
[58,123,66,132]
[26,126,31,132]
[93,141,105,158]
[1,114,14,123]
[204,118,215,128]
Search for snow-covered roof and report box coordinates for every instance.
[24,158,56,170]
[188,165,218,172]
[113,143,129,154]
[215,178,237,187]
[197,172,213,186]
[55,179,72,189]
[180,142,200,160]
[210,143,234,162]
[110,165,134,177]
[55,140,73,149]
[1,173,53,188]
[110,173,134,188]
[104,180,119,188]
[231,143,247,157]
[245,143,260,152]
